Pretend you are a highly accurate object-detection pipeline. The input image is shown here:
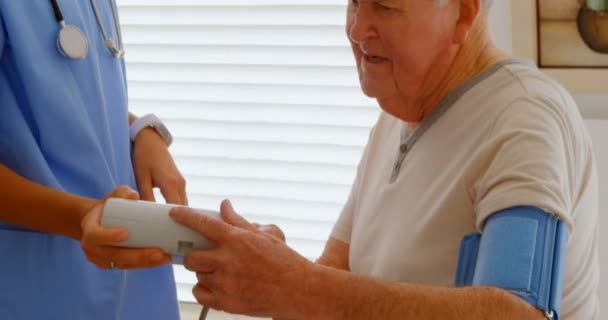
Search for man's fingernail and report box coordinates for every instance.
[170,208,189,219]
[223,199,233,212]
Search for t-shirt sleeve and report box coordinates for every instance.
[470,97,579,232]
[330,170,361,244]
[330,125,377,244]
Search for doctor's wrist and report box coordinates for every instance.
[130,113,173,147]
[133,127,170,148]
[72,197,99,241]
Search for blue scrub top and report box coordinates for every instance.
[0,1,179,319]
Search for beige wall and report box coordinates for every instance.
[579,99,608,313]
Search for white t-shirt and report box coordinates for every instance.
[331,60,600,319]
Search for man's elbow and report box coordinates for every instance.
[482,287,547,320]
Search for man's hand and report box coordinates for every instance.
[132,127,187,205]
[170,200,309,318]
[80,186,172,270]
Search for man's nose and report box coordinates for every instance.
[347,6,376,45]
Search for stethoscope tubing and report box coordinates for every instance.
[49,0,123,60]
[50,0,65,23]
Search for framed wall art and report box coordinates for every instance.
[512,1,608,93]
[538,0,608,68]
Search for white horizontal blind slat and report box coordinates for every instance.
[124,44,355,66]
[129,99,379,127]
[121,25,348,46]
[126,63,361,87]
[118,1,373,305]
[119,6,346,26]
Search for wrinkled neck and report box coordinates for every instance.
[389,15,510,127]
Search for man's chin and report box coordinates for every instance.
[375,98,421,122]
[359,83,391,99]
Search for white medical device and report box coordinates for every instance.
[101,199,220,257]
[50,0,124,60]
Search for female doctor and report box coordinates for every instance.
[0,1,185,319]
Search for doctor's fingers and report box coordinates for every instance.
[157,173,188,206]
[84,246,171,270]
[81,208,129,246]
[135,169,156,203]
[81,186,138,241]
[102,185,139,203]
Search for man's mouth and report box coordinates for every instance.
[364,54,388,63]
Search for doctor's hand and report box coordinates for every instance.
[170,200,306,319]
[132,127,188,205]
[80,186,172,270]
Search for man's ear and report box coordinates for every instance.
[452,0,481,45]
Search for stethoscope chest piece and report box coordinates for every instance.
[57,24,88,60]
[50,0,123,60]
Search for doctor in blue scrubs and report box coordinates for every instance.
[0,1,185,319]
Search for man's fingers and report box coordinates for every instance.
[258,224,286,242]
[220,200,255,231]
[170,207,231,244]
[184,250,220,273]
[196,272,208,283]
[195,272,223,292]
[193,283,218,310]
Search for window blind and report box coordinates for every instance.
[117,0,379,303]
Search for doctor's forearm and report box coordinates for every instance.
[293,264,544,320]
[0,164,97,240]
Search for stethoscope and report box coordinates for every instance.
[50,0,124,60]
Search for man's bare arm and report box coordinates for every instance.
[296,263,545,320]
[172,205,546,320]
[316,238,350,271]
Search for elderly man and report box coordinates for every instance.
[171,0,600,319]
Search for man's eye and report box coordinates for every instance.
[375,2,396,11]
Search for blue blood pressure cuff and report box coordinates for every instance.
[455,206,567,319]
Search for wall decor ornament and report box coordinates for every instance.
[538,0,608,67]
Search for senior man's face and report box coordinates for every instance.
[346,0,456,107]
